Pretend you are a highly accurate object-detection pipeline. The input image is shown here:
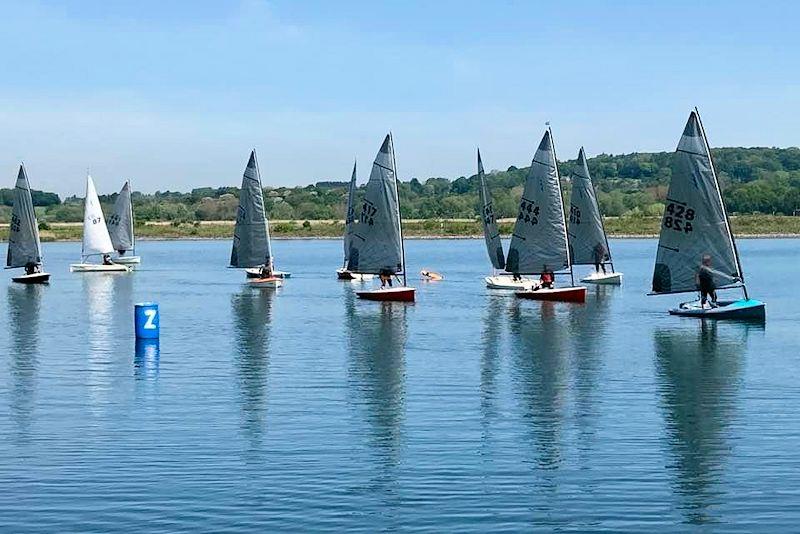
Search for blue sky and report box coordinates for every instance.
[1,0,798,196]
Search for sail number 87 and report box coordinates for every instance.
[663,202,695,234]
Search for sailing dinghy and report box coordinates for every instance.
[479,149,534,290]
[568,148,622,285]
[650,110,764,320]
[349,133,415,302]
[508,128,586,303]
[337,160,373,281]
[7,165,50,284]
[231,150,282,288]
[107,180,140,265]
[70,175,129,272]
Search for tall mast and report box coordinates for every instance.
[389,132,407,287]
[694,107,748,299]
[548,123,574,286]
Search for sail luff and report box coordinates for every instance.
[389,132,407,285]
[548,125,574,285]
[694,108,746,295]
[230,150,272,269]
[477,149,506,270]
[343,159,357,267]
[6,164,43,269]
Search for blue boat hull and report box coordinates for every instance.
[669,299,766,320]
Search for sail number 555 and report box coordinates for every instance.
[663,202,695,234]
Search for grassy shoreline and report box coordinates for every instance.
[1,215,799,242]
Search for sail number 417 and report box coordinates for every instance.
[663,202,694,234]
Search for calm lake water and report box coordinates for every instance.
[0,238,799,532]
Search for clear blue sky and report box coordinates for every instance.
[1,0,798,196]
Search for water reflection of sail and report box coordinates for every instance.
[346,292,408,463]
[83,274,115,410]
[567,286,612,448]
[7,284,44,440]
[231,288,274,447]
[508,301,568,469]
[480,295,505,434]
[654,322,752,525]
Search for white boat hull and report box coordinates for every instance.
[247,277,282,288]
[336,268,374,281]
[113,255,141,265]
[70,263,130,273]
[485,275,534,290]
[581,271,623,285]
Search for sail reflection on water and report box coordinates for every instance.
[6,284,44,440]
[654,321,759,524]
[345,290,408,463]
[508,300,568,470]
[231,288,274,447]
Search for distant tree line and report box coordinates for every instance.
[1,146,799,224]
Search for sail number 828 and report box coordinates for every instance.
[663,202,695,234]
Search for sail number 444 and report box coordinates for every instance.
[663,202,694,234]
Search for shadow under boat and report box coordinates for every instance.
[653,320,759,525]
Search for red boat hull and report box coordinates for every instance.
[515,286,587,303]
[356,287,416,302]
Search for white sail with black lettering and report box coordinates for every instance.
[343,160,357,267]
[346,134,403,274]
[81,175,115,258]
[6,165,43,269]
[107,181,134,253]
[230,150,272,269]
[506,129,570,274]
[651,111,742,294]
[478,149,505,270]
[568,147,611,265]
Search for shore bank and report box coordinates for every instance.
[1,215,799,241]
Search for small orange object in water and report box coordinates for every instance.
[420,270,444,281]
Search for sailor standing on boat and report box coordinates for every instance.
[593,242,607,274]
[696,254,740,309]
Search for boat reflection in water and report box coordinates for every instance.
[480,294,506,440]
[654,320,760,525]
[231,287,274,449]
[508,300,568,472]
[6,284,44,441]
[345,289,408,466]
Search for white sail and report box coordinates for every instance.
[568,147,612,266]
[230,150,272,269]
[81,175,115,258]
[346,134,404,275]
[506,129,570,274]
[478,149,505,270]
[651,111,742,294]
[107,181,134,253]
[6,165,43,269]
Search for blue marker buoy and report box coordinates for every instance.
[134,302,160,339]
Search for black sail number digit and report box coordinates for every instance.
[664,202,695,234]
[518,199,540,226]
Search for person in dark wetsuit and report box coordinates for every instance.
[102,254,113,265]
[260,264,273,279]
[379,269,393,288]
[697,254,717,308]
[24,262,39,275]
[593,242,607,274]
